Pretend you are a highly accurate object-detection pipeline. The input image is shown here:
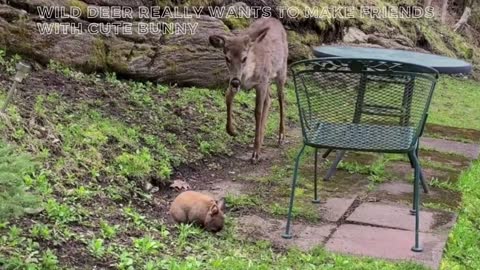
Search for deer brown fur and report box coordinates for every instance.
[209,17,288,163]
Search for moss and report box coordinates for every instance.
[161,44,182,53]
[88,38,107,72]
[164,59,177,74]
[222,17,251,30]
[417,22,456,57]
[67,0,88,18]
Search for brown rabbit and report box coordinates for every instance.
[169,191,226,232]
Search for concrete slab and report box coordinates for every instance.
[421,137,480,160]
[325,224,447,269]
[377,182,412,195]
[320,197,356,222]
[387,162,459,183]
[236,215,335,251]
[346,203,435,232]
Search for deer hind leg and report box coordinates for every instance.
[252,85,268,164]
[276,75,286,145]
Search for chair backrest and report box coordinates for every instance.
[290,57,439,148]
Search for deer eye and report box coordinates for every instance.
[225,57,231,64]
[242,57,247,63]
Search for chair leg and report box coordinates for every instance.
[323,150,346,181]
[408,152,429,194]
[322,149,333,159]
[409,151,423,252]
[312,148,320,204]
[416,145,429,194]
[282,145,306,239]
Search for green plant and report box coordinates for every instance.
[0,51,22,75]
[23,170,53,196]
[100,220,119,239]
[31,223,52,240]
[123,207,146,228]
[133,235,164,255]
[41,249,59,270]
[115,148,154,178]
[429,177,458,191]
[117,251,135,270]
[176,223,201,249]
[88,238,106,258]
[0,143,39,221]
[44,198,78,224]
[225,194,259,210]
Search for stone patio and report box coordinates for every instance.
[232,137,479,269]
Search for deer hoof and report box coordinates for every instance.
[278,133,285,146]
[250,152,260,164]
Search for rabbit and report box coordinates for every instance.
[169,191,226,232]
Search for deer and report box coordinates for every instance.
[209,17,288,164]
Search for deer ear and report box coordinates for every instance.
[250,27,269,44]
[209,35,226,48]
[209,204,219,215]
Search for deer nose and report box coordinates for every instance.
[230,78,240,88]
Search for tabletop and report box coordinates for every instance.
[313,46,473,74]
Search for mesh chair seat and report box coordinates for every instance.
[306,122,415,152]
[283,58,440,252]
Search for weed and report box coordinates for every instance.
[31,223,52,240]
[115,148,154,178]
[100,220,119,239]
[429,177,458,191]
[117,251,135,270]
[225,194,259,210]
[88,238,106,258]
[176,223,201,249]
[123,207,146,228]
[133,235,164,255]
[41,249,59,270]
[44,198,78,224]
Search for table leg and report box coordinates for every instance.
[323,150,346,181]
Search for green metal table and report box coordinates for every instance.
[312,46,473,190]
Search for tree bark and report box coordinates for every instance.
[441,0,449,23]
[424,0,432,8]
[453,7,472,32]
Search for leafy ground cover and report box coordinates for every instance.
[0,51,479,269]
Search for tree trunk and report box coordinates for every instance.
[441,0,449,23]
[0,1,312,88]
[453,7,472,31]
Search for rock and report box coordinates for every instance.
[0,1,334,87]
[343,27,368,43]
[0,1,231,87]
[367,34,412,51]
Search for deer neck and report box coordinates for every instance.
[241,49,258,89]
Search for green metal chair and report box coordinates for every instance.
[282,58,439,252]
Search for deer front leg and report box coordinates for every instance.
[252,85,267,164]
[259,87,272,148]
[276,78,286,145]
[225,87,237,136]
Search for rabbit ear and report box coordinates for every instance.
[209,204,219,215]
[216,198,226,212]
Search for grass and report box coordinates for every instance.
[441,161,480,270]
[429,77,480,130]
